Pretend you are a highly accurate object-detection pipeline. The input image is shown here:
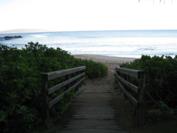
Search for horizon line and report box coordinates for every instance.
[1,29,177,34]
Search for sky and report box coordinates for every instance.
[0,0,177,32]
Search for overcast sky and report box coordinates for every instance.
[0,0,177,32]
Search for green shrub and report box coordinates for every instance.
[76,59,108,78]
[0,42,108,133]
[122,55,177,109]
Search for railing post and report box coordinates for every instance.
[41,73,50,127]
[136,71,145,127]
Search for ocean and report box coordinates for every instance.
[0,30,177,58]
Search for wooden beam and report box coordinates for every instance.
[116,67,143,79]
[118,81,138,105]
[48,72,85,95]
[42,66,86,81]
[115,72,138,93]
[49,77,85,108]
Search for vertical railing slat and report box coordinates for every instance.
[136,71,145,127]
[41,73,50,126]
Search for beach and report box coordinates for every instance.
[74,54,136,64]
[74,54,136,72]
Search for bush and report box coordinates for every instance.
[77,59,108,78]
[121,55,177,109]
[0,42,108,133]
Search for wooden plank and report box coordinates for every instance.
[138,74,145,103]
[118,81,138,105]
[116,67,143,79]
[115,72,138,93]
[49,77,85,108]
[43,66,86,81]
[48,72,85,95]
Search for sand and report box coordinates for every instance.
[74,54,136,65]
[74,54,136,72]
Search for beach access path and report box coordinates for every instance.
[40,55,135,133]
[56,62,127,133]
[51,54,136,133]
[41,55,177,133]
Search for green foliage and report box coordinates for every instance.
[76,59,108,78]
[122,55,177,109]
[0,42,108,133]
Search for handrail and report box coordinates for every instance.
[42,66,86,80]
[115,72,138,93]
[115,67,145,127]
[41,66,86,123]
[116,67,144,79]
[48,72,85,95]
[49,77,85,108]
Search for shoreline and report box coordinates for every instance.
[74,54,137,65]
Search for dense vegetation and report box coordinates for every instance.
[0,42,108,133]
[122,55,177,111]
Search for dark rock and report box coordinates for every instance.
[3,35,22,40]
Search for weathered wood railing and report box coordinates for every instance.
[114,67,145,127]
[41,66,86,122]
